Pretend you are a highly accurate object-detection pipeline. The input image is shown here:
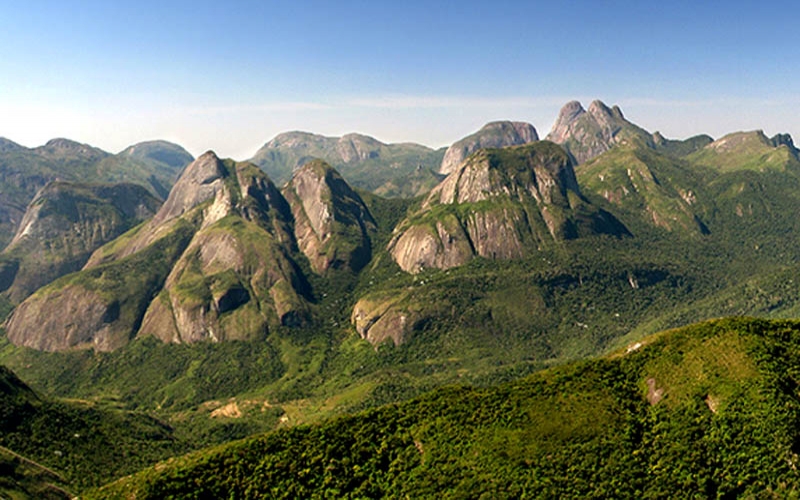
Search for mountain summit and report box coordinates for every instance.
[546,100,652,164]
[439,121,539,175]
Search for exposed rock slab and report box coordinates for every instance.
[439,121,538,175]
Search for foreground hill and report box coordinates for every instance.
[0,365,191,496]
[92,317,800,498]
[249,131,445,197]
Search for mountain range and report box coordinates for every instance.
[5,99,800,496]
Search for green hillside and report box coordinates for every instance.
[91,317,800,499]
[0,365,194,496]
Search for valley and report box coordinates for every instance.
[3,100,800,496]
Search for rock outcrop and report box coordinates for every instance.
[546,100,653,164]
[4,152,381,351]
[4,152,312,351]
[439,121,539,175]
[388,141,629,273]
[282,160,376,274]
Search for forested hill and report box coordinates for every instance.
[93,317,800,499]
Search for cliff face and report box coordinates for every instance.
[4,153,380,351]
[282,160,376,274]
[4,152,310,351]
[439,121,539,175]
[0,182,161,303]
[546,100,653,164]
[389,141,628,273]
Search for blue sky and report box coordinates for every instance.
[1,0,799,158]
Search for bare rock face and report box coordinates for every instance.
[351,290,432,346]
[389,141,628,273]
[439,121,539,175]
[282,160,376,274]
[546,100,653,164]
[5,285,126,352]
[5,151,313,351]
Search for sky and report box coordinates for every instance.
[2,0,800,159]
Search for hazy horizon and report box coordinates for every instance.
[2,0,799,159]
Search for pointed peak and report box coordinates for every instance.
[588,100,613,119]
[557,101,586,122]
[198,150,220,161]
[292,158,337,179]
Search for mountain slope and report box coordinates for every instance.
[0,181,161,303]
[687,130,800,172]
[249,131,444,197]
[576,144,711,236]
[92,317,800,499]
[438,121,539,175]
[0,365,191,496]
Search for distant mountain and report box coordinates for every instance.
[686,130,800,172]
[438,121,539,175]
[0,181,160,303]
[0,138,191,249]
[389,141,627,274]
[249,131,445,197]
[546,100,653,164]
[94,140,194,199]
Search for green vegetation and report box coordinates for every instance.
[0,365,193,495]
[687,130,800,173]
[8,125,800,496]
[91,318,800,498]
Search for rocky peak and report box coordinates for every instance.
[553,101,586,129]
[283,160,376,273]
[770,133,799,157]
[336,134,384,163]
[150,151,226,227]
[427,142,579,208]
[439,121,539,175]
[546,100,652,164]
[390,142,628,273]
